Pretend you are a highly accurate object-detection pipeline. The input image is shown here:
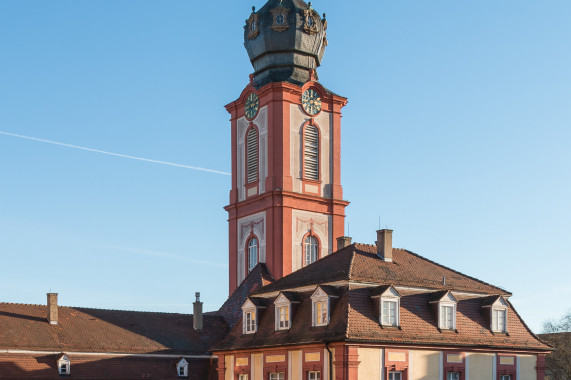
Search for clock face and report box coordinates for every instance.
[301,89,321,116]
[245,93,259,120]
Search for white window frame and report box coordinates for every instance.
[276,304,290,330]
[308,371,321,380]
[313,299,328,326]
[57,355,71,376]
[243,309,257,334]
[380,292,400,327]
[499,376,511,380]
[177,358,189,378]
[439,303,456,330]
[447,372,460,380]
[491,306,508,333]
[269,373,285,380]
[388,371,402,380]
[247,237,259,272]
[239,375,249,380]
[304,235,319,266]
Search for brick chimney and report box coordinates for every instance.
[336,236,352,250]
[193,292,203,331]
[47,293,58,325]
[376,229,393,262]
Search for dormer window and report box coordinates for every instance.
[242,298,265,334]
[371,285,401,327]
[245,310,257,333]
[314,300,327,326]
[274,292,300,331]
[440,304,455,330]
[177,358,189,378]
[57,354,70,376]
[277,305,289,329]
[429,291,457,331]
[492,308,506,332]
[310,286,338,327]
[482,295,509,333]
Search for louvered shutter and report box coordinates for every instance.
[304,125,319,180]
[246,128,258,183]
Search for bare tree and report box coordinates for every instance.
[541,311,571,380]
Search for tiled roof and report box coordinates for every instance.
[213,242,549,352]
[0,355,216,380]
[0,303,227,355]
[256,244,511,296]
[216,263,273,328]
[213,286,550,352]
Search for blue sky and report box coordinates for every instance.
[0,1,569,332]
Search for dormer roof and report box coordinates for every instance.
[370,285,400,298]
[428,290,457,304]
[482,295,509,308]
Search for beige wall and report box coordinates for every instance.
[291,350,302,380]
[519,355,537,380]
[253,353,263,380]
[410,350,439,380]
[358,348,381,380]
[469,353,494,380]
[225,355,234,380]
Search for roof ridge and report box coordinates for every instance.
[399,248,511,295]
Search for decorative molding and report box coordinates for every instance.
[302,9,319,35]
[246,9,260,40]
[270,6,291,32]
[241,219,264,236]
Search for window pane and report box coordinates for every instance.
[248,238,258,271]
[304,236,318,266]
[448,373,460,380]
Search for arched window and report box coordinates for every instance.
[248,237,259,272]
[246,127,259,184]
[304,236,318,266]
[303,124,319,180]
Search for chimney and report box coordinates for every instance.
[336,236,352,250]
[376,229,393,262]
[47,293,58,325]
[193,292,203,331]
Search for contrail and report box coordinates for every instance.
[0,131,230,176]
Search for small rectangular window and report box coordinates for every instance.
[492,309,506,332]
[447,373,460,380]
[239,375,249,380]
[59,364,67,374]
[499,376,511,380]
[382,300,398,326]
[245,311,256,333]
[440,305,454,329]
[277,305,290,329]
[308,371,321,380]
[269,373,285,380]
[388,372,402,380]
[314,300,328,326]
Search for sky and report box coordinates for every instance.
[0,0,569,333]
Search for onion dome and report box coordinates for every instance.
[244,0,328,87]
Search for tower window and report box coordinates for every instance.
[303,124,319,180]
[247,237,259,272]
[304,235,318,266]
[246,127,259,184]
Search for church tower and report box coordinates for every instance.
[225,0,348,294]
